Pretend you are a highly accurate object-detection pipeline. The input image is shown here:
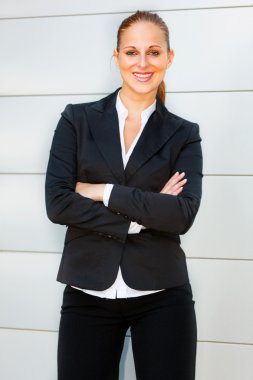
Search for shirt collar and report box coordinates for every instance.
[116,90,156,123]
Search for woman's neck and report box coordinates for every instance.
[119,85,157,115]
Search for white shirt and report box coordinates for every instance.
[72,91,164,298]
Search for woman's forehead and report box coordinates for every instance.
[119,22,167,47]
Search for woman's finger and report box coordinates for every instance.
[171,186,184,196]
[161,178,187,194]
[160,172,185,192]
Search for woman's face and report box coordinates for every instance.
[114,21,174,97]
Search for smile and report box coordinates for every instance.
[133,72,154,82]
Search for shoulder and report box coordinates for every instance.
[62,89,119,119]
[156,96,200,136]
[169,109,199,130]
[163,108,201,144]
[58,91,118,135]
[61,99,102,120]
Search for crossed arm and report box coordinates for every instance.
[75,172,187,234]
[45,105,202,241]
[75,171,187,202]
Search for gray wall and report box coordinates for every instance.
[0,1,253,379]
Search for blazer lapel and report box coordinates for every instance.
[124,97,183,181]
[86,89,125,184]
[86,90,183,184]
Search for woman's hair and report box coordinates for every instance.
[116,10,170,104]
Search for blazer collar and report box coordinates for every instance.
[86,88,183,183]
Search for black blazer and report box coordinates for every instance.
[45,88,203,290]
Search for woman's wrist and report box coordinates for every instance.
[75,182,106,202]
[95,184,106,202]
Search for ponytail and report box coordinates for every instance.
[157,80,166,104]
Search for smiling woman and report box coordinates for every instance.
[45,10,202,380]
[114,17,174,103]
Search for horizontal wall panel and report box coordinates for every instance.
[0,1,252,19]
[0,175,66,253]
[0,91,252,175]
[1,252,253,344]
[123,340,253,380]
[167,91,253,175]
[0,329,58,380]
[0,7,252,95]
[188,258,253,344]
[195,342,253,380]
[181,176,253,260]
[1,175,252,260]
[0,94,99,173]
[0,252,63,330]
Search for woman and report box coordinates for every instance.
[45,10,202,380]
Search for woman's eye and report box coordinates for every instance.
[148,51,160,56]
[125,50,160,56]
[126,51,137,56]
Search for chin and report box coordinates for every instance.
[129,82,159,96]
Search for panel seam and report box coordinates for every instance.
[0,5,252,21]
[0,326,252,345]
[0,90,253,98]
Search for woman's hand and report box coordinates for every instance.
[75,171,186,202]
[160,172,187,196]
[75,182,106,202]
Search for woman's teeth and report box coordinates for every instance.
[133,73,153,81]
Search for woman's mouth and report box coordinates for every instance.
[133,72,154,82]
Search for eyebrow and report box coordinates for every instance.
[122,45,162,50]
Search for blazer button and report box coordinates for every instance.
[107,234,112,238]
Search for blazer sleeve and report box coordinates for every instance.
[45,104,130,242]
[107,123,203,235]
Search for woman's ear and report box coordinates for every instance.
[167,49,175,68]
[113,48,119,67]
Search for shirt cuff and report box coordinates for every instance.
[103,184,114,207]
[104,184,145,234]
[128,222,143,234]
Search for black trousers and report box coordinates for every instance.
[58,283,197,380]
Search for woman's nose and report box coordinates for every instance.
[137,53,148,68]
